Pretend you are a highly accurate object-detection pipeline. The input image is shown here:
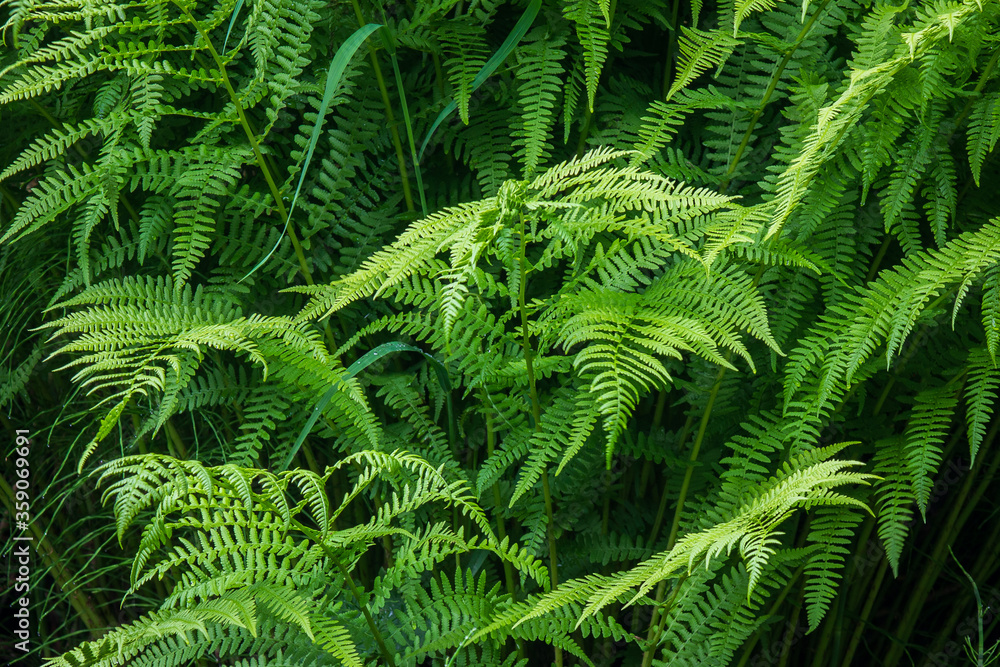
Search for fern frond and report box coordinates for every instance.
[564,0,612,112]
[667,28,740,100]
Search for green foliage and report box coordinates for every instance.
[2,0,1000,665]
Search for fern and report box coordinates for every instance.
[6,0,1000,665]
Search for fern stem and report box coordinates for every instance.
[843,516,877,612]
[736,564,807,667]
[163,419,188,459]
[171,0,345,376]
[776,588,805,667]
[883,422,982,667]
[0,472,112,634]
[646,411,695,548]
[484,402,517,598]
[431,51,456,175]
[171,0,314,285]
[666,364,725,550]
[387,45,428,217]
[640,362,725,665]
[864,235,893,283]
[719,0,832,192]
[349,0,416,213]
[637,389,669,501]
[294,515,397,667]
[0,183,20,213]
[924,494,1000,664]
[640,573,688,667]
[574,106,595,157]
[660,0,683,97]
[483,402,526,659]
[517,211,562,667]
[944,47,1000,146]
[838,558,888,667]
[337,559,399,667]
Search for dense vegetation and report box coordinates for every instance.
[1,0,999,664]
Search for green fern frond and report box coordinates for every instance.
[512,31,566,176]
[564,0,612,112]
[667,28,740,101]
[966,346,1000,461]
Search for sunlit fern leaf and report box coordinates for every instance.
[667,28,740,101]
[311,613,362,667]
[471,446,872,641]
[290,199,495,321]
[781,217,1000,412]
[512,30,566,176]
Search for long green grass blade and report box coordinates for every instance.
[241,23,382,284]
[380,20,428,217]
[222,0,245,53]
[279,342,450,471]
[417,0,542,163]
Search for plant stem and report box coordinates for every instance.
[387,45,428,217]
[336,558,398,667]
[349,0,416,213]
[667,365,725,549]
[483,403,526,660]
[777,587,805,667]
[640,573,688,667]
[661,0,683,97]
[294,513,396,667]
[640,358,727,665]
[883,423,990,667]
[736,565,807,667]
[516,211,562,667]
[484,402,518,600]
[172,1,314,284]
[719,0,832,192]
[838,556,888,667]
[163,418,188,459]
[637,390,669,501]
[646,411,695,549]
[0,473,112,634]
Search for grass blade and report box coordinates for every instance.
[241,23,382,284]
[417,0,542,162]
[279,342,450,471]
[380,21,428,217]
[222,0,244,53]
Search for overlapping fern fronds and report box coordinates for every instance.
[4,0,1000,665]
